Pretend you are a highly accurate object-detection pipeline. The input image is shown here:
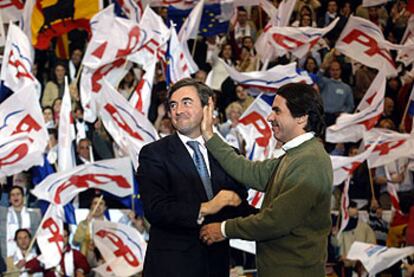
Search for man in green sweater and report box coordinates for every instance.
[200,83,333,276]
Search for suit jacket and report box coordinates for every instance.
[137,133,255,277]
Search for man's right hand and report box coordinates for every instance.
[200,190,241,216]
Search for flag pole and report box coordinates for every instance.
[368,167,376,203]
[25,204,54,257]
[191,38,198,57]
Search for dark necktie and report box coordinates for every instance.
[187,141,214,200]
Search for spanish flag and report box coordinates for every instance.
[31,0,102,50]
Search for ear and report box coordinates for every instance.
[296,114,308,126]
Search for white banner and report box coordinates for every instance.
[93,220,147,276]
[0,23,40,97]
[58,78,76,172]
[31,158,134,205]
[0,0,24,22]
[82,5,149,69]
[267,18,339,59]
[336,16,399,76]
[0,13,5,47]
[347,242,414,276]
[331,140,379,186]
[222,60,312,92]
[127,6,170,70]
[0,85,47,177]
[36,204,65,269]
[364,128,414,168]
[98,79,158,170]
[129,58,156,115]
[326,71,386,143]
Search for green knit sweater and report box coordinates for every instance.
[206,134,333,277]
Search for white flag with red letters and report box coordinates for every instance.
[36,204,65,269]
[0,0,24,22]
[237,95,276,208]
[129,58,156,115]
[336,16,400,76]
[92,220,147,276]
[98,78,158,169]
[128,6,170,70]
[326,71,386,143]
[266,18,339,59]
[0,23,41,97]
[331,140,379,186]
[31,158,134,205]
[0,85,47,177]
[364,128,414,168]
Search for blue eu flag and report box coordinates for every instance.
[168,3,229,37]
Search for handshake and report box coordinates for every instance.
[200,189,241,217]
[199,190,241,245]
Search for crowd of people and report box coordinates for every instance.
[1,0,414,276]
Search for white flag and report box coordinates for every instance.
[0,13,5,47]
[93,221,147,276]
[237,95,276,209]
[267,18,339,59]
[362,0,388,7]
[31,158,134,205]
[364,128,414,168]
[82,5,149,69]
[98,78,159,170]
[129,6,169,69]
[222,60,312,93]
[178,0,204,41]
[336,16,398,76]
[331,140,379,186]
[167,26,193,83]
[58,77,76,172]
[0,85,47,177]
[129,58,156,115]
[326,71,386,143]
[0,23,41,97]
[80,59,131,123]
[347,242,414,276]
[337,177,350,237]
[0,0,24,22]
[36,204,65,269]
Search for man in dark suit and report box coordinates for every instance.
[137,78,254,277]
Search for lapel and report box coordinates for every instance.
[168,133,210,201]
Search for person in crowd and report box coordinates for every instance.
[231,7,257,48]
[42,62,67,107]
[118,69,138,100]
[207,43,236,91]
[26,224,90,277]
[233,85,253,113]
[218,102,244,152]
[318,60,354,127]
[68,47,83,83]
[368,200,389,246]
[91,119,115,161]
[73,196,108,256]
[337,201,376,277]
[42,106,55,129]
[6,228,41,277]
[200,83,332,277]
[76,138,92,165]
[0,186,41,261]
[52,97,62,128]
[137,78,255,277]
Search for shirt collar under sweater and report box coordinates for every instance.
[281,132,315,152]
